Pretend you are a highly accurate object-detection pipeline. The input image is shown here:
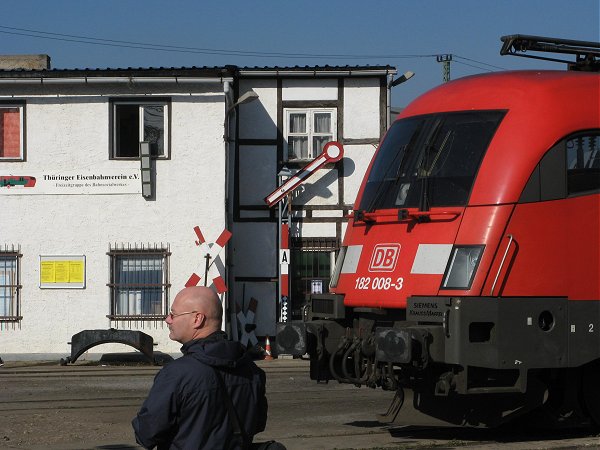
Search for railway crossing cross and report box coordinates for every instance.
[236,297,259,348]
[185,226,232,294]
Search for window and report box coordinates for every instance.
[112,100,169,158]
[290,238,339,320]
[0,104,24,161]
[0,246,21,324]
[359,111,505,211]
[285,109,336,160]
[108,245,170,320]
[567,133,600,195]
[519,130,600,203]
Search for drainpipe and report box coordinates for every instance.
[223,81,233,336]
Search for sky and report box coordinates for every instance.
[1,0,599,106]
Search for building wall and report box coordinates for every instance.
[229,75,386,338]
[0,70,391,357]
[1,82,227,357]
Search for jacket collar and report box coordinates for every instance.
[180,330,226,355]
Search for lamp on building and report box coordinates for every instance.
[224,90,259,142]
[387,71,415,129]
[388,71,415,88]
[227,90,259,114]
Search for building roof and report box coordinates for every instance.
[236,65,397,77]
[0,64,396,79]
[0,65,232,79]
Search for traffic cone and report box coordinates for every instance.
[263,336,274,360]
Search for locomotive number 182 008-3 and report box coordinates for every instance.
[355,276,404,290]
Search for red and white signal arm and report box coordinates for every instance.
[264,141,344,207]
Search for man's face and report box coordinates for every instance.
[165,293,199,344]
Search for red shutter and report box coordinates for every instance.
[0,108,21,158]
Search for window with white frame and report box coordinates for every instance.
[112,100,169,158]
[285,109,336,160]
[0,104,24,161]
[108,245,170,320]
[0,246,21,323]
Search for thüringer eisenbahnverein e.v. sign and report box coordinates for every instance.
[0,169,141,195]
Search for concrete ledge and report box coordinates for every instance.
[0,54,50,70]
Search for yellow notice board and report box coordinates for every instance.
[39,255,86,289]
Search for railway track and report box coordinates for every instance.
[1,361,599,449]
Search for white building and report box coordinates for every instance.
[0,61,395,359]
[229,67,396,339]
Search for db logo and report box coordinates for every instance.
[368,244,401,272]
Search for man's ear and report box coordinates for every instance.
[194,312,206,329]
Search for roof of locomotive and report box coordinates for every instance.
[397,70,600,205]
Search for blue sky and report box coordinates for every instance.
[2,0,598,105]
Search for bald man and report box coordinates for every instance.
[132,287,267,449]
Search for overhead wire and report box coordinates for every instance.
[453,55,506,71]
[0,24,506,71]
[0,25,433,59]
[453,59,497,72]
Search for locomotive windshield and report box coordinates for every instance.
[359,111,505,211]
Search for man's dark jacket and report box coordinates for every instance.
[132,331,267,449]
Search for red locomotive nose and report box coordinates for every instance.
[277,34,600,429]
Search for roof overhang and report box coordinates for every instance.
[0,66,234,85]
[237,67,397,77]
[0,76,233,85]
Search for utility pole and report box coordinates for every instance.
[437,54,452,82]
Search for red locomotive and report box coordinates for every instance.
[276,35,600,427]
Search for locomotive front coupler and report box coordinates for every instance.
[374,325,436,368]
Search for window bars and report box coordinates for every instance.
[107,243,170,326]
[0,244,22,330]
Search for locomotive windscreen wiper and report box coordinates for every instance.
[363,143,409,213]
[418,128,453,212]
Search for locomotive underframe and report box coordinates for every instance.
[276,295,600,426]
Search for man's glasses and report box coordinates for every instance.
[167,311,199,320]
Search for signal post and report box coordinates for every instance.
[265,142,344,323]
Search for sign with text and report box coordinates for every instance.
[40,255,86,289]
[1,169,141,195]
[368,243,401,272]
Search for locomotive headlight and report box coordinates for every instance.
[441,245,484,290]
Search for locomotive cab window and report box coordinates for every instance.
[567,132,600,195]
[520,131,600,203]
[359,111,505,211]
